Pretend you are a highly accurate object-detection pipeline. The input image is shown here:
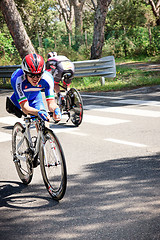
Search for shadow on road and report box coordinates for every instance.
[0,181,58,209]
[1,153,160,239]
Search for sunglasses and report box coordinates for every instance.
[27,73,42,79]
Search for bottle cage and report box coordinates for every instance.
[6,97,26,118]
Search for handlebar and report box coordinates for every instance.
[24,112,54,122]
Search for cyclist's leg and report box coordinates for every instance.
[63,77,71,91]
[54,81,61,94]
[54,80,66,109]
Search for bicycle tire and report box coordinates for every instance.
[66,88,83,126]
[12,122,33,184]
[40,128,67,201]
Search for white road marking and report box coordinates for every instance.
[0,117,88,141]
[83,115,130,125]
[0,97,157,143]
[0,132,12,142]
[81,94,123,100]
[64,131,88,136]
[112,99,160,107]
[0,115,130,128]
[0,128,87,144]
[0,116,24,125]
[105,138,147,148]
[84,105,160,117]
[49,125,88,136]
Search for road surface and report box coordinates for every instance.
[1,86,160,240]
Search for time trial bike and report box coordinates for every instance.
[56,73,83,127]
[6,97,67,201]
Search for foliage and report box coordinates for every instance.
[0,0,160,64]
[0,28,21,65]
[104,0,159,58]
[103,26,160,58]
[108,0,148,29]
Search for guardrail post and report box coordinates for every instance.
[3,77,6,84]
[101,77,105,86]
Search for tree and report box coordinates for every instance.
[148,0,160,25]
[14,0,58,55]
[0,0,35,59]
[57,0,74,46]
[106,0,157,57]
[70,0,86,48]
[56,0,86,49]
[91,0,112,59]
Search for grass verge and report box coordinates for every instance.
[71,65,160,92]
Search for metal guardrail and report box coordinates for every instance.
[0,56,116,85]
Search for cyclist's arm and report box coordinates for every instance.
[43,72,61,120]
[20,101,39,116]
[47,99,61,121]
[47,99,58,112]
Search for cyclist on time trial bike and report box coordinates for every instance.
[46,51,75,104]
[9,53,61,122]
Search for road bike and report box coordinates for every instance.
[56,73,83,127]
[6,97,67,201]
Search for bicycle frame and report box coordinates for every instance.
[23,116,60,167]
[18,117,45,162]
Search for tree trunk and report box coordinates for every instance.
[148,0,160,26]
[0,0,35,59]
[57,0,74,47]
[148,25,152,45]
[70,0,85,48]
[91,0,112,59]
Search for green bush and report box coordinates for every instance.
[0,32,21,65]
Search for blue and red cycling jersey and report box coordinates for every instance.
[10,68,55,111]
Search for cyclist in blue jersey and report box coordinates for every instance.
[9,53,61,122]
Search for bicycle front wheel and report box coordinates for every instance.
[40,128,67,201]
[12,122,33,184]
[66,88,83,126]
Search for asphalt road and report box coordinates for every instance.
[1,86,160,240]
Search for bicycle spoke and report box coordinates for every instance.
[40,129,67,200]
[12,122,33,184]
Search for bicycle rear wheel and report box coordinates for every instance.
[40,128,67,201]
[12,122,33,184]
[66,88,83,126]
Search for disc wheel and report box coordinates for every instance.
[12,122,33,184]
[66,88,83,126]
[40,128,67,201]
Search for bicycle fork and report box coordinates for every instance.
[41,132,60,167]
